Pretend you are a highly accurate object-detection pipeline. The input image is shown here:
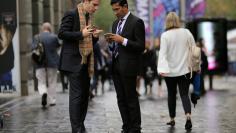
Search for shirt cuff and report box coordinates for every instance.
[122,38,128,46]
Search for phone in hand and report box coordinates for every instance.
[88,25,98,32]
[104,33,114,38]
[104,33,114,43]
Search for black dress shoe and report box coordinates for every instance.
[166,120,175,127]
[129,131,141,133]
[185,119,192,130]
[191,93,200,108]
[41,93,47,107]
[121,130,128,133]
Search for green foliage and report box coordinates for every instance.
[94,0,116,32]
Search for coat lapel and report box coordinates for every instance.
[112,20,119,34]
[121,13,133,35]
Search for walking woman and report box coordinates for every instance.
[158,12,195,130]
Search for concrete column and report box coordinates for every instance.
[18,0,33,96]
[57,0,71,32]
[53,0,59,33]
[32,0,44,35]
[71,0,81,8]
[43,0,55,32]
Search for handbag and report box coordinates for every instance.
[31,35,46,65]
[187,35,201,78]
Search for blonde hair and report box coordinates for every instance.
[165,12,181,31]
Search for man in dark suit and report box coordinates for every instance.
[58,0,100,133]
[107,0,145,132]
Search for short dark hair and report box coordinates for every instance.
[110,0,128,7]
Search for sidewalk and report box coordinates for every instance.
[0,76,235,133]
[0,94,18,107]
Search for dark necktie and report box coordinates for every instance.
[113,19,124,59]
[85,13,89,26]
[116,18,124,35]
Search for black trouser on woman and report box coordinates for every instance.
[164,73,191,118]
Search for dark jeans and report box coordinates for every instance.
[112,59,141,132]
[164,73,191,118]
[68,65,90,133]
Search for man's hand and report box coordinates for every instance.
[105,37,113,44]
[82,25,93,37]
[104,33,114,44]
[109,34,124,44]
[92,29,103,38]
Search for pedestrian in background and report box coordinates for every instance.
[197,38,208,95]
[107,0,145,132]
[158,12,194,130]
[32,22,60,107]
[58,0,101,132]
[142,43,158,96]
[154,38,164,97]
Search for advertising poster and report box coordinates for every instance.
[186,0,206,19]
[136,0,179,46]
[0,0,20,94]
[136,0,151,44]
[152,0,179,38]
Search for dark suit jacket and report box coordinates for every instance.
[112,13,145,76]
[58,8,98,73]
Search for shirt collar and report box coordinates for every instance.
[122,11,130,21]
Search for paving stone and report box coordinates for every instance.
[0,76,236,133]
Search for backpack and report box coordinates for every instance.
[31,35,46,65]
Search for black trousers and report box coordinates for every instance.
[68,65,90,133]
[164,73,191,118]
[112,59,141,132]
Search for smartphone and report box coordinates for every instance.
[89,25,98,32]
[104,33,114,38]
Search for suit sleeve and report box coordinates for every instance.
[125,19,145,53]
[58,10,83,41]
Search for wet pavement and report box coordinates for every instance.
[0,76,236,133]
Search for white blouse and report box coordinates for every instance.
[157,28,195,77]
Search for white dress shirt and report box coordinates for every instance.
[117,11,131,46]
[158,28,195,77]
